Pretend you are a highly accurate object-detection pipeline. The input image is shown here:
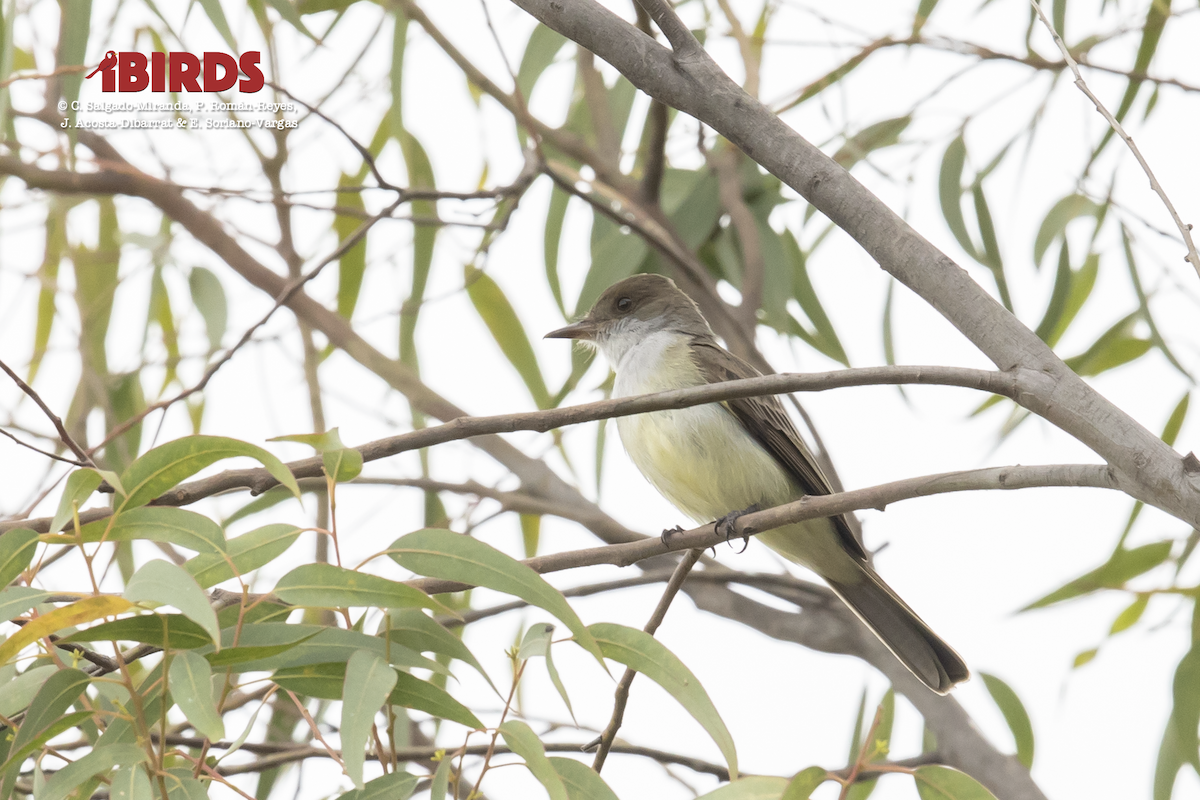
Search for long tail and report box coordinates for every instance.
[826,561,969,695]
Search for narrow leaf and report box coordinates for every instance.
[169,651,224,740]
[123,560,220,647]
[341,651,398,788]
[274,563,456,616]
[38,744,146,800]
[389,529,605,666]
[188,267,227,354]
[589,622,737,779]
[119,435,300,511]
[0,528,38,586]
[186,523,301,589]
[549,757,620,800]
[782,766,829,800]
[979,673,1034,768]
[49,469,104,534]
[695,776,789,799]
[913,765,998,799]
[1023,541,1172,610]
[499,720,569,800]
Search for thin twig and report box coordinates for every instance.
[590,548,703,771]
[1029,0,1200,279]
[0,358,93,465]
[0,426,86,466]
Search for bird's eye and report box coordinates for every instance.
[616,297,632,312]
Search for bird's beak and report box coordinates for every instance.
[544,319,599,340]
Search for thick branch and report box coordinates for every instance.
[508,0,1200,534]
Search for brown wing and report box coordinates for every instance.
[689,338,868,562]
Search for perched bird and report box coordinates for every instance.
[546,274,968,694]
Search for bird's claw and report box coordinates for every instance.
[715,505,758,553]
[660,525,686,547]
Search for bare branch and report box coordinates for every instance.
[1029,0,1200,279]
[0,358,93,465]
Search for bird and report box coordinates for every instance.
[546,273,968,694]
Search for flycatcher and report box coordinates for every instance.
[547,274,968,694]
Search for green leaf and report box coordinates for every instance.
[341,651,398,788]
[1122,224,1190,379]
[62,507,226,555]
[1063,313,1152,377]
[429,754,453,800]
[1033,240,1073,344]
[56,0,91,132]
[912,0,940,35]
[188,267,227,354]
[0,587,50,621]
[274,563,456,616]
[695,776,789,799]
[1093,0,1169,161]
[50,469,104,534]
[169,651,224,741]
[465,265,552,409]
[263,0,317,40]
[520,622,574,723]
[204,631,322,668]
[1071,648,1098,669]
[384,609,495,692]
[38,744,146,800]
[517,23,568,99]
[1023,541,1172,610]
[271,662,482,729]
[0,528,38,586]
[186,523,302,589]
[499,720,569,800]
[1110,595,1149,635]
[544,185,571,315]
[938,136,977,260]
[1155,706,1189,800]
[123,560,220,647]
[549,757,620,800]
[1163,393,1190,447]
[589,622,737,779]
[979,673,1034,768]
[1047,252,1098,348]
[196,0,237,51]
[334,173,369,321]
[1170,643,1200,770]
[782,766,829,800]
[848,690,894,800]
[272,429,364,482]
[217,624,436,673]
[109,763,153,800]
[4,668,90,770]
[783,231,847,366]
[971,184,1012,311]
[119,435,300,511]
[1033,194,1101,268]
[0,665,57,718]
[833,116,911,171]
[389,529,605,667]
[62,613,211,650]
[913,766,998,799]
[338,771,420,800]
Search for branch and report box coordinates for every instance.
[590,548,702,771]
[1029,0,1200,279]
[0,358,93,465]
[507,0,1200,535]
[3,365,1013,533]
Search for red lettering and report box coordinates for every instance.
[203,52,238,92]
[239,51,264,93]
[169,52,202,92]
[100,66,116,92]
[118,52,148,92]
[151,51,166,92]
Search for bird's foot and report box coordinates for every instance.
[715,505,759,553]
[660,525,686,547]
